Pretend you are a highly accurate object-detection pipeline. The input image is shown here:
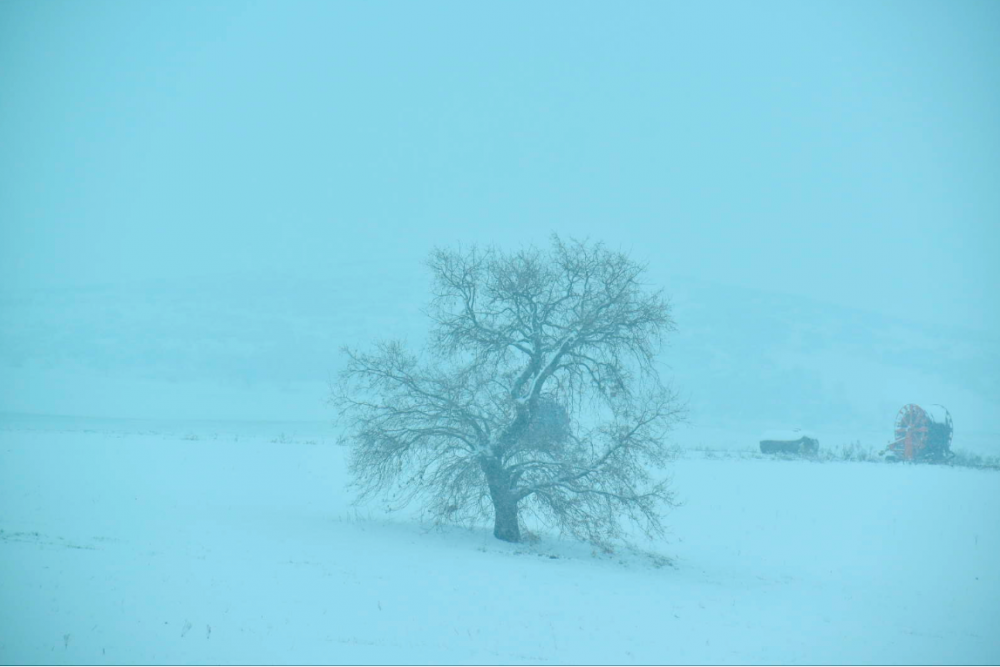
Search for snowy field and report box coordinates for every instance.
[1,273,997,664]
[1,421,998,665]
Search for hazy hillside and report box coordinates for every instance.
[664,275,1000,452]
[1,268,997,453]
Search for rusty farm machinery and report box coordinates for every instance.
[756,404,955,463]
[884,403,954,463]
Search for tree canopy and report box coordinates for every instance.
[333,235,683,548]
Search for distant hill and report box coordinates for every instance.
[664,274,999,452]
[1,268,996,453]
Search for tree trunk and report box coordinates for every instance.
[492,495,521,542]
[481,456,521,542]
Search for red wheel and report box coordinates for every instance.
[893,404,929,460]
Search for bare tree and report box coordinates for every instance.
[332,236,683,549]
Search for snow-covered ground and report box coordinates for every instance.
[1,421,998,665]
[1,275,997,663]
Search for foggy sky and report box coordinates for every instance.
[2,0,998,331]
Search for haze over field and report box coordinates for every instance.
[2,1,998,435]
[1,272,998,454]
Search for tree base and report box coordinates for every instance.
[493,502,521,543]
